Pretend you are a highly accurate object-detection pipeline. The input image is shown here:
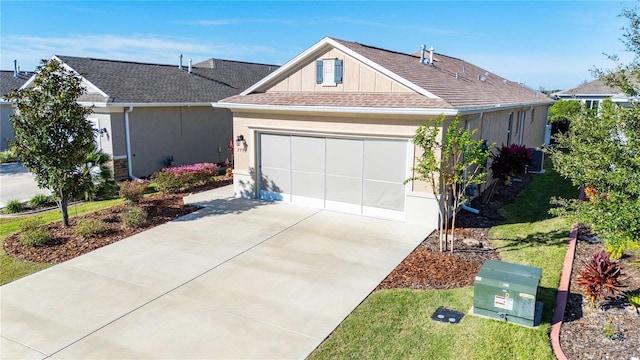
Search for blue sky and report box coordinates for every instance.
[0,1,635,90]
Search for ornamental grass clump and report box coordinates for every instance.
[121,206,148,229]
[152,162,220,193]
[577,250,629,307]
[19,217,51,247]
[73,218,107,238]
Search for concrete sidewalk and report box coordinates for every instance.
[1,186,432,359]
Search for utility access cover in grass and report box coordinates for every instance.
[431,307,464,324]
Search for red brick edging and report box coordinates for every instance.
[550,187,584,360]
[550,221,578,360]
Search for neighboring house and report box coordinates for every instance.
[553,77,633,111]
[1,68,30,151]
[19,55,278,179]
[216,37,552,226]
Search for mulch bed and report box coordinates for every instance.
[560,236,640,359]
[378,175,530,290]
[4,179,231,263]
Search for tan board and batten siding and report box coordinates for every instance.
[269,48,412,93]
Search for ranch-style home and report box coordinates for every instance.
[215,37,553,226]
[0,68,30,151]
[553,77,634,110]
[18,55,278,179]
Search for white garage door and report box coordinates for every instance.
[258,133,408,220]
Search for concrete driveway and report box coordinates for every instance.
[0,163,51,208]
[1,186,432,359]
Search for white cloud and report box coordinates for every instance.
[1,34,285,71]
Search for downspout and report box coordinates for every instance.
[124,106,138,179]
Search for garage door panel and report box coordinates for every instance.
[260,168,291,194]
[261,134,290,169]
[326,138,363,178]
[292,136,324,172]
[363,180,405,211]
[292,171,324,198]
[363,140,406,183]
[326,175,362,205]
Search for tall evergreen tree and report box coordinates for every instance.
[6,59,95,226]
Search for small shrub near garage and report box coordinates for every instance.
[19,217,51,247]
[121,206,148,229]
[4,199,23,214]
[28,193,54,208]
[119,179,149,204]
[0,147,18,163]
[73,218,107,238]
[152,162,221,193]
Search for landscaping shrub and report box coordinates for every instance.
[152,162,220,193]
[577,250,628,307]
[19,217,51,246]
[119,179,148,204]
[28,193,53,208]
[73,218,106,238]
[0,147,18,163]
[4,199,23,214]
[121,206,148,229]
[152,170,183,193]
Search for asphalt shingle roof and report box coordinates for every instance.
[1,71,30,98]
[554,78,624,96]
[224,37,551,110]
[55,56,278,104]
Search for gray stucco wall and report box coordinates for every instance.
[0,103,15,151]
[127,106,232,177]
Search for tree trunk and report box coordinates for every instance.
[450,202,457,253]
[59,193,69,227]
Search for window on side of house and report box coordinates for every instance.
[316,59,343,86]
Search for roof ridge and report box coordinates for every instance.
[197,58,280,67]
[56,55,279,69]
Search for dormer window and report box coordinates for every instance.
[316,59,343,86]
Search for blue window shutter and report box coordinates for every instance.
[316,60,323,84]
[334,59,343,84]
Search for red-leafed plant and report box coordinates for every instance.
[577,250,629,307]
[489,144,533,182]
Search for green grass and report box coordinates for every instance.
[0,198,123,285]
[309,164,574,360]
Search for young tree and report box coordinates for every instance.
[407,115,492,252]
[6,59,95,226]
[550,99,640,258]
[549,6,640,258]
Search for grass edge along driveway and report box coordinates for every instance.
[0,199,122,285]
[308,167,575,360]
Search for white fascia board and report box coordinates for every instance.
[18,73,37,90]
[213,101,459,116]
[51,56,110,99]
[240,37,441,100]
[456,101,554,115]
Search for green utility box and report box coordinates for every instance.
[472,260,543,328]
